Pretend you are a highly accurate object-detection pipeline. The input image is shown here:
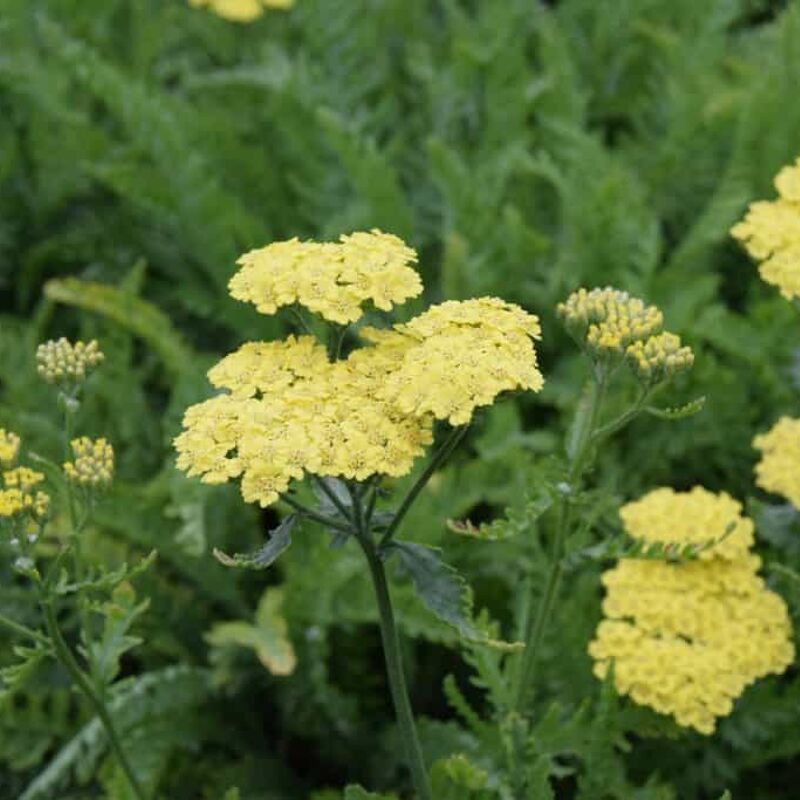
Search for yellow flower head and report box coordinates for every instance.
[753,416,800,508]
[188,0,293,23]
[619,486,754,561]
[625,332,694,383]
[3,467,45,493]
[363,297,544,425]
[175,336,433,507]
[63,437,114,488]
[36,338,104,385]
[229,230,422,324]
[0,429,20,467]
[731,156,800,300]
[557,287,664,355]
[590,486,794,734]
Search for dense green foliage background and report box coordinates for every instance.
[1,0,800,797]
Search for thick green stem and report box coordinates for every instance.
[359,536,432,800]
[513,373,606,712]
[40,599,147,800]
[380,426,467,546]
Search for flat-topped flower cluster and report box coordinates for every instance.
[732,156,800,301]
[590,487,794,734]
[753,416,800,510]
[175,230,543,507]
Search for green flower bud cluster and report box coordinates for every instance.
[626,332,694,384]
[63,437,114,488]
[36,338,104,385]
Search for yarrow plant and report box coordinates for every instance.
[175,229,543,799]
[589,487,794,734]
[0,340,151,800]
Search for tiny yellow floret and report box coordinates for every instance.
[0,429,20,467]
[36,338,104,385]
[731,156,800,300]
[753,417,800,509]
[590,487,794,734]
[63,437,114,488]
[230,230,421,323]
[188,0,293,23]
[626,332,694,383]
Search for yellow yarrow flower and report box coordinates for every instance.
[363,298,544,425]
[590,487,794,735]
[36,338,104,385]
[3,467,45,493]
[63,438,114,488]
[0,429,20,467]
[731,156,800,300]
[230,230,422,323]
[175,336,434,507]
[619,486,754,562]
[188,0,293,23]
[753,416,800,508]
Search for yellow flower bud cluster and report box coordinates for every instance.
[0,429,20,467]
[625,332,694,383]
[0,443,49,521]
[590,487,794,735]
[731,156,800,301]
[36,338,104,385]
[188,0,293,23]
[176,232,545,508]
[557,287,693,383]
[230,230,422,324]
[558,287,663,352]
[753,416,800,508]
[63,437,114,488]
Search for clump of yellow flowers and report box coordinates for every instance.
[590,487,794,735]
[731,155,800,300]
[64,437,115,488]
[0,436,50,522]
[188,0,293,23]
[557,287,692,382]
[0,428,20,467]
[36,337,104,386]
[753,417,800,509]
[175,230,543,507]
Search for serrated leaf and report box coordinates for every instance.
[384,541,478,640]
[206,588,296,676]
[644,396,706,420]
[213,516,295,570]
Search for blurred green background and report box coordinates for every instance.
[1,1,800,798]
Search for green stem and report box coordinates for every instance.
[358,535,432,800]
[513,373,607,712]
[281,495,353,534]
[0,612,50,647]
[40,598,147,800]
[591,387,650,443]
[380,426,467,546]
